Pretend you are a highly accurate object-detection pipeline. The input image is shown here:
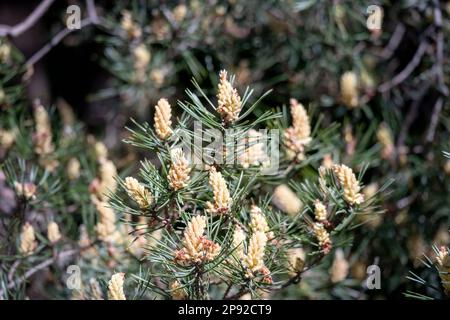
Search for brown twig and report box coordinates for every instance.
[378,40,429,92]
[25,18,94,68]
[0,0,56,37]
[379,23,406,60]
[7,260,20,283]
[224,255,323,300]
[0,248,77,297]
[433,0,449,96]
[24,0,102,68]
[0,240,99,298]
[224,272,302,300]
[222,282,233,299]
[425,97,443,143]
[193,265,206,299]
[86,0,100,25]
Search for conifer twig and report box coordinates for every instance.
[379,23,406,60]
[378,40,429,92]
[0,0,56,37]
[25,0,101,68]
[378,26,434,93]
[26,16,99,68]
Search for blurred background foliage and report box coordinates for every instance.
[0,0,449,299]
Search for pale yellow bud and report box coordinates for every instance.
[333,164,364,205]
[34,102,54,156]
[243,231,267,274]
[150,68,166,87]
[78,225,98,258]
[313,199,327,222]
[57,99,75,127]
[94,141,108,161]
[173,4,187,22]
[334,3,345,20]
[78,225,91,248]
[154,98,172,140]
[174,215,221,265]
[0,129,15,149]
[444,160,450,176]
[67,158,81,180]
[358,182,382,229]
[238,129,268,168]
[249,205,272,239]
[284,99,311,160]
[121,10,142,39]
[377,123,394,159]
[206,167,231,214]
[216,70,242,124]
[0,43,11,62]
[318,166,328,194]
[93,199,117,241]
[97,160,118,200]
[108,273,126,300]
[20,222,37,255]
[329,248,349,283]
[183,215,206,256]
[340,71,359,108]
[436,246,449,268]
[363,182,378,200]
[133,44,151,71]
[47,221,62,244]
[313,222,332,254]
[290,98,311,140]
[168,148,191,190]
[272,184,302,216]
[14,181,37,200]
[124,176,153,208]
[322,154,334,169]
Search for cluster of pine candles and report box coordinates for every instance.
[4,66,448,300]
[98,70,372,300]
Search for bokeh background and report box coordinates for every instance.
[0,0,449,299]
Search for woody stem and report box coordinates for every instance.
[193,265,205,299]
